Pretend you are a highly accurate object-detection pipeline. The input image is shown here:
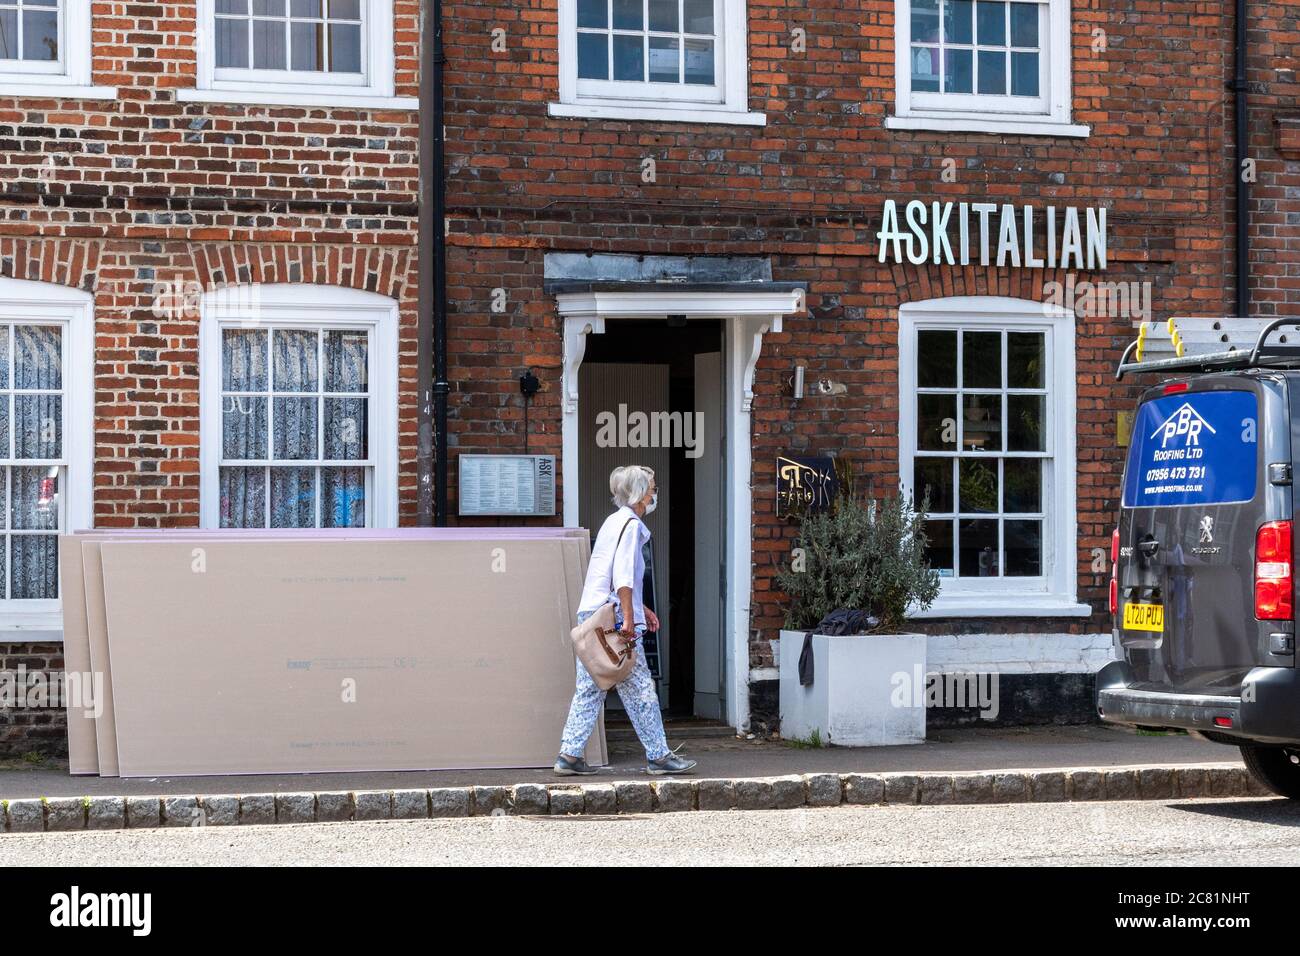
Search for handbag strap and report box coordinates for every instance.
[614,515,637,550]
[606,515,639,616]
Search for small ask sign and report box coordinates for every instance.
[777,456,838,520]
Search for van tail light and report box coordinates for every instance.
[1109,527,1120,615]
[1255,520,1294,621]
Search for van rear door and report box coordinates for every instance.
[1116,376,1292,696]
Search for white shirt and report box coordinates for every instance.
[577,505,651,625]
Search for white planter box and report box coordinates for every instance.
[778,629,926,747]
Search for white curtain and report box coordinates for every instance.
[11,325,62,599]
[220,326,368,528]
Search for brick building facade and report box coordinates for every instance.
[443,0,1267,731]
[1245,1,1300,317]
[1,0,1296,755]
[0,0,422,755]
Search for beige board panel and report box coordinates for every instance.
[100,538,595,776]
[64,528,596,776]
[575,528,591,569]
[80,541,119,777]
[57,536,98,775]
[533,535,595,764]
[555,531,606,767]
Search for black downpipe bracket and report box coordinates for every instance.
[1234,0,1251,318]
[418,0,451,525]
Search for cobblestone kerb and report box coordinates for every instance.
[0,766,1269,833]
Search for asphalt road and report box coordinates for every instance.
[4,797,1300,866]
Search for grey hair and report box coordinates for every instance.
[609,465,655,508]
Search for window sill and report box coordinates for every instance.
[885,114,1090,138]
[0,83,118,101]
[0,624,63,642]
[176,88,419,110]
[910,596,1095,619]
[548,101,767,126]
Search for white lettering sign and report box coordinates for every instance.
[876,199,1107,270]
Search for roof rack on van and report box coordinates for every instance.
[1115,317,1300,381]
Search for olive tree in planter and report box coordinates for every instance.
[775,488,940,747]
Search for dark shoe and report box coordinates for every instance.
[553,754,598,776]
[647,746,697,775]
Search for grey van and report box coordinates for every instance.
[1098,320,1300,797]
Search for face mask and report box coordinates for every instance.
[644,493,658,515]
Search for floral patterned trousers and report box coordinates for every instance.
[560,607,670,762]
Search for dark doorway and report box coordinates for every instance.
[578,319,724,718]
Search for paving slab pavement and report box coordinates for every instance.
[0,725,1239,801]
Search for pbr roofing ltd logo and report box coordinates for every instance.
[1152,403,1216,449]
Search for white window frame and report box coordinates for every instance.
[887,0,1086,138]
[181,0,417,109]
[550,0,765,126]
[199,284,398,529]
[898,296,1089,618]
[0,0,117,100]
[0,277,93,637]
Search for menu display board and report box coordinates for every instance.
[459,454,557,516]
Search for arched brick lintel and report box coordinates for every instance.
[0,240,415,303]
[890,263,1075,308]
[0,238,102,292]
[191,244,413,301]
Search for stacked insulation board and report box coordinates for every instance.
[59,528,605,777]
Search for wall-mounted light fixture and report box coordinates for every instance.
[792,365,805,400]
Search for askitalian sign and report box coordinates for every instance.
[876,199,1108,270]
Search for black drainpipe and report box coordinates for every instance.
[418,0,450,525]
[1234,0,1251,318]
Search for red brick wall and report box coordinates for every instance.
[0,3,423,753]
[1243,1,1300,317]
[443,0,1236,671]
[0,1,1276,747]
[0,643,66,758]
[0,1,423,529]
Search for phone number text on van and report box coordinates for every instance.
[1144,466,1207,483]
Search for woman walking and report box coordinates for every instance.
[555,465,697,776]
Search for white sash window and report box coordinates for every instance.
[0,279,92,635]
[200,285,398,529]
[0,0,114,99]
[889,0,1084,137]
[185,0,412,108]
[899,296,1089,618]
[552,0,763,125]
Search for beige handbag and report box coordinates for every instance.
[570,518,639,690]
[570,601,637,690]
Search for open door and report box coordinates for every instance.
[578,362,672,708]
[694,351,724,719]
[575,322,726,723]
